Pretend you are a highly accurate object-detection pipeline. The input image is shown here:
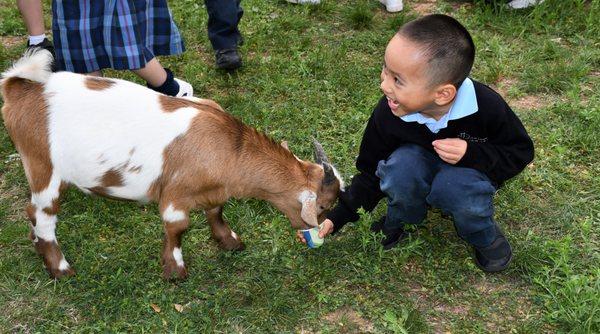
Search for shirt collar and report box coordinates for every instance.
[400,78,478,133]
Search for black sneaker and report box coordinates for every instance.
[27,38,58,72]
[473,225,513,273]
[215,48,242,71]
[370,216,407,250]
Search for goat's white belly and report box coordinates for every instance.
[44,73,199,201]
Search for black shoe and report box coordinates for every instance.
[370,216,407,250]
[27,38,58,72]
[473,225,513,272]
[215,48,242,71]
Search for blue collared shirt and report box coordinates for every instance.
[400,78,479,133]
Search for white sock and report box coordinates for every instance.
[28,34,46,45]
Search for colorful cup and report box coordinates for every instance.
[301,225,324,248]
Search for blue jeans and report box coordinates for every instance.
[205,0,243,51]
[375,145,497,248]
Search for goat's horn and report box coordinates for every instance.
[322,162,337,186]
[312,138,330,165]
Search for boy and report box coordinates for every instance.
[301,14,534,272]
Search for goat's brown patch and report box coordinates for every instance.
[158,95,225,113]
[87,168,124,197]
[99,168,124,187]
[26,204,37,226]
[159,95,193,112]
[33,238,74,278]
[84,77,115,91]
[128,165,142,173]
[42,198,60,215]
[1,78,53,193]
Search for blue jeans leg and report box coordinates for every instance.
[376,145,437,228]
[426,165,497,248]
[205,0,243,50]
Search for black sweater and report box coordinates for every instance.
[327,80,534,232]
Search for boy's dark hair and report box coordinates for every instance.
[398,14,475,88]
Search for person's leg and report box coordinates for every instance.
[18,0,57,71]
[17,0,45,38]
[376,144,438,228]
[132,58,167,87]
[427,166,497,247]
[133,58,193,97]
[427,165,512,272]
[204,0,243,70]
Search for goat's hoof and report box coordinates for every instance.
[48,266,75,279]
[162,262,188,281]
[218,238,245,251]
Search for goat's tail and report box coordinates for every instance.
[1,48,53,85]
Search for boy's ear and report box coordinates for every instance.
[434,84,457,106]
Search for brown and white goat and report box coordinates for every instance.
[0,50,342,279]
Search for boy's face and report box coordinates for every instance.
[381,35,451,119]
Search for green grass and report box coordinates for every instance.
[1,0,599,332]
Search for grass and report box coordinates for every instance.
[1,0,599,332]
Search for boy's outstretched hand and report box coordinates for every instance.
[296,219,335,244]
[432,138,467,164]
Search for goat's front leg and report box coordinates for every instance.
[159,201,190,280]
[205,206,245,251]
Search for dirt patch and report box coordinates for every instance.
[0,35,23,48]
[511,95,547,110]
[324,306,375,333]
[411,0,438,15]
[492,76,518,97]
[491,77,552,110]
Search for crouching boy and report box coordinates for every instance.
[301,14,534,272]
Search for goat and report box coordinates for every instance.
[0,49,342,280]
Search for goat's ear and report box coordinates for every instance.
[298,190,318,227]
[280,141,289,150]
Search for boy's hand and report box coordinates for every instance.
[295,219,335,244]
[318,219,334,238]
[432,138,467,164]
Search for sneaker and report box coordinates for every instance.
[174,78,193,97]
[286,0,320,4]
[215,49,242,71]
[378,0,403,12]
[370,216,408,250]
[507,0,544,9]
[473,225,513,272]
[27,38,57,72]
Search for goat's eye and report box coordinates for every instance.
[319,206,325,210]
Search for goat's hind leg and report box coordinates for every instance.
[159,201,191,280]
[205,206,245,251]
[26,174,73,278]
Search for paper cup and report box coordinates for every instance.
[301,226,324,248]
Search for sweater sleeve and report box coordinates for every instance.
[457,101,534,186]
[327,98,394,233]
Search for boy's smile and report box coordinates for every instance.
[380,35,454,120]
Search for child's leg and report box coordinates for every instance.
[132,58,167,87]
[133,58,193,97]
[17,0,45,38]
[376,144,438,227]
[426,166,497,248]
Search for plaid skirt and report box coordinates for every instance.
[52,0,185,73]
